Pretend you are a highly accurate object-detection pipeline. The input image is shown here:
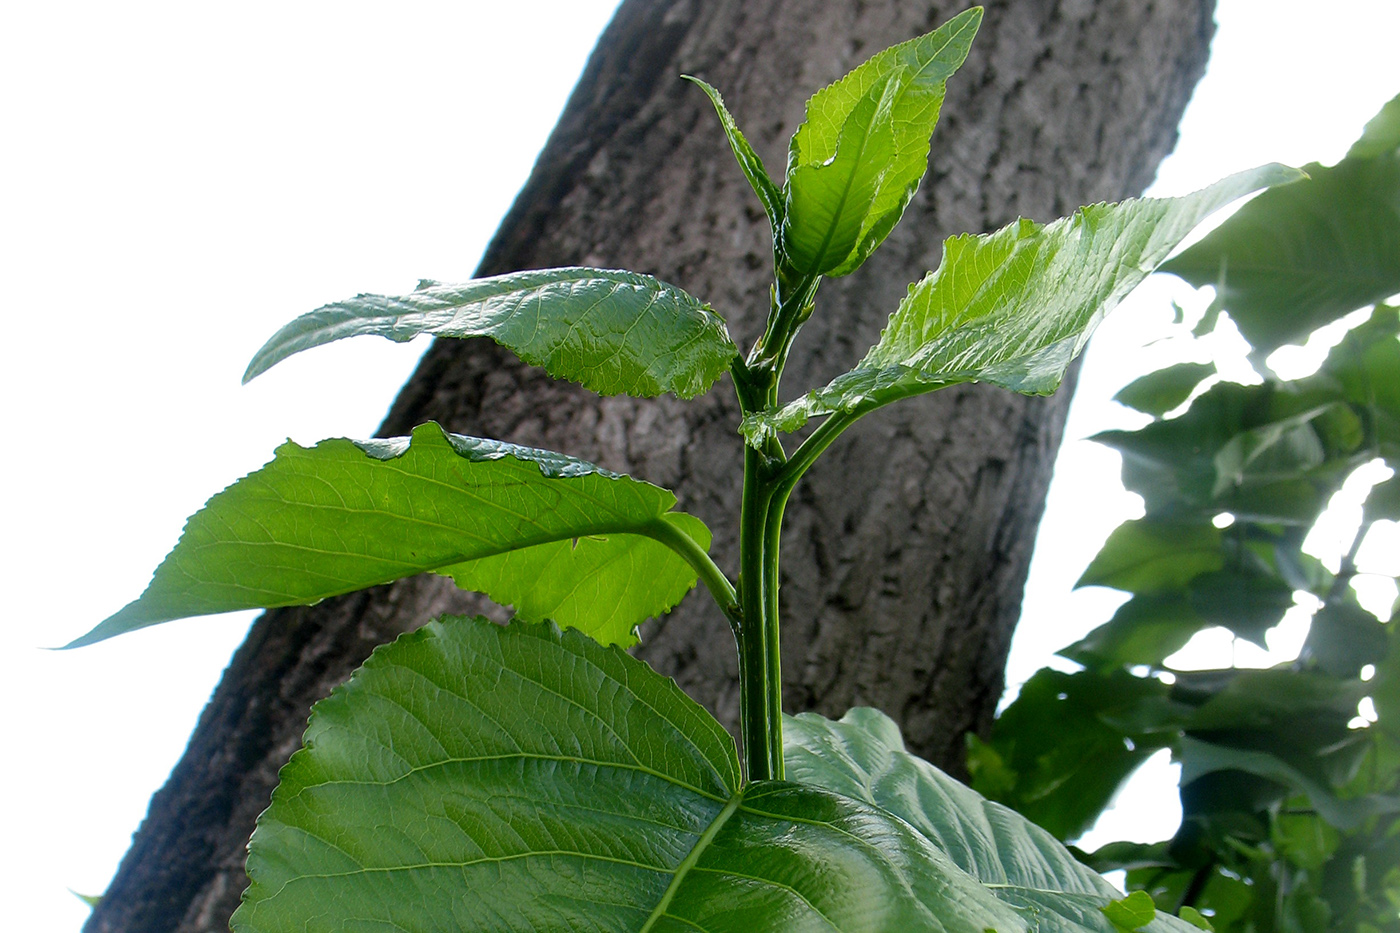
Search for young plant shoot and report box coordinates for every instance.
[76,9,1302,931]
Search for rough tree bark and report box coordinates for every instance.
[87,2,1215,931]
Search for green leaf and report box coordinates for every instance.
[686,76,785,234]
[1061,593,1207,670]
[781,7,982,277]
[1346,92,1400,161]
[1178,738,1399,832]
[1187,569,1297,648]
[1178,906,1214,932]
[71,422,710,648]
[69,890,102,909]
[1114,362,1217,417]
[785,707,1201,933]
[236,617,1038,933]
[1161,150,1400,357]
[243,267,738,400]
[1078,520,1224,594]
[237,618,1207,933]
[1303,599,1388,678]
[1102,891,1159,932]
[746,164,1303,441]
[969,669,1179,842]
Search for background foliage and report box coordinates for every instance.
[971,95,1400,933]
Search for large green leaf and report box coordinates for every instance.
[1161,138,1400,356]
[781,7,981,277]
[243,267,738,400]
[237,616,1036,933]
[236,617,1206,932]
[746,164,1302,442]
[71,422,710,648]
[785,707,1199,933]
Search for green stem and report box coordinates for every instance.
[738,442,783,781]
[642,517,740,634]
[771,409,861,499]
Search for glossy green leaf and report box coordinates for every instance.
[781,7,981,277]
[1078,520,1223,594]
[785,707,1200,933]
[1113,362,1216,417]
[747,164,1302,441]
[72,422,710,648]
[243,267,738,400]
[235,616,1080,933]
[1161,151,1400,356]
[686,76,785,234]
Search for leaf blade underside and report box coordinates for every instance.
[244,267,738,400]
[72,423,710,648]
[745,164,1304,442]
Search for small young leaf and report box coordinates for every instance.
[244,267,738,400]
[71,422,711,648]
[745,164,1303,442]
[782,7,982,277]
[685,76,785,233]
[1102,891,1158,932]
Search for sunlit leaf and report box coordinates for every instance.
[1102,891,1158,932]
[244,267,738,400]
[746,165,1302,442]
[72,423,710,648]
[781,8,981,276]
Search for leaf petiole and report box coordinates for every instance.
[642,517,741,633]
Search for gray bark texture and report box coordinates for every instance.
[86,1,1214,931]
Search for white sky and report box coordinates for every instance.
[1,2,1397,930]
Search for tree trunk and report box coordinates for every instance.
[86,2,1213,931]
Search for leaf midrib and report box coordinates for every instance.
[639,789,745,933]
